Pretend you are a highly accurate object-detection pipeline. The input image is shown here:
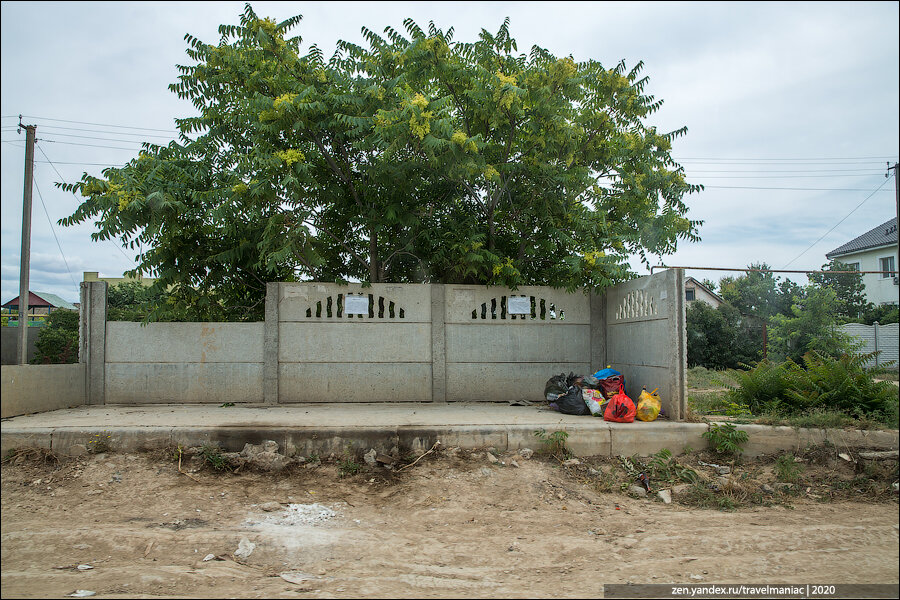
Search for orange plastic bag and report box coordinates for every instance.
[636,387,662,422]
[604,384,636,423]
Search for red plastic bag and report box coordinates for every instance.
[604,384,636,423]
[598,374,625,399]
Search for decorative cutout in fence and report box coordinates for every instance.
[470,296,565,321]
[304,294,406,319]
[614,290,657,321]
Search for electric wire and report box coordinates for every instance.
[38,145,137,267]
[781,174,893,269]
[32,172,78,288]
[12,115,178,133]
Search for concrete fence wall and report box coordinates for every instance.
[1,364,86,418]
[48,272,687,418]
[0,326,40,365]
[840,322,900,369]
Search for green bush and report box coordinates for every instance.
[727,351,898,423]
[30,309,79,364]
[686,302,762,369]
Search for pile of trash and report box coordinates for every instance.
[543,368,662,423]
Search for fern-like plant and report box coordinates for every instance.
[702,422,749,456]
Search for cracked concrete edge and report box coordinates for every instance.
[1,423,897,459]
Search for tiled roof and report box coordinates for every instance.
[826,217,898,258]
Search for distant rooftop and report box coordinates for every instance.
[826,217,898,259]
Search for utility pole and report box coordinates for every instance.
[890,162,899,231]
[17,117,36,364]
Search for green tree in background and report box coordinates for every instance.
[807,259,872,321]
[107,281,169,321]
[60,4,701,321]
[686,301,762,369]
[769,286,855,363]
[31,309,79,364]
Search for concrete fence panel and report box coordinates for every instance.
[1,364,86,418]
[602,269,686,420]
[275,283,433,402]
[105,322,264,403]
[840,322,900,368]
[444,285,592,403]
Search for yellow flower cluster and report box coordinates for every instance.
[411,93,429,110]
[483,165,499,181]
[275,148,305,165]
[582,250,605,267]
[232,183,249,195]
[273,92,298,110]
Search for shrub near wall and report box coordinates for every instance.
[31,309,79,364]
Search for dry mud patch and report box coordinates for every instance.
[1,448,898,599]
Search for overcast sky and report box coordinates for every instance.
[2,1,898,304]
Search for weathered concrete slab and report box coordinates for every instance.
[107,322,264,363]
[1,364,86,418]
[3,405,896,460]
[609,421,708,457]
[105,363,264,403]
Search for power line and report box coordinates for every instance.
[21,124,179,139]
[38,145,137,267]
[674,155,897,161]
[32,173,78,288]
[38,138,148,151]
[36,132,160,144]
[782,174,893,269]
[702,184,894,192]
[689,174,884,179]
[36,160,126,167]
[15,114,178,133]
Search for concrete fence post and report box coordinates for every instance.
[80,281,107,405]
[874,321,879,368]
[589,290,607,374]
[264,282,280,404]
[431,285,446,403]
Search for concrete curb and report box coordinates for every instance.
[2,421,897,459]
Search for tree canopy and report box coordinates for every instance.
[61,5,701,320]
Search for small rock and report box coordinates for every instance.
[690,574,704,581]
[657,489,672,504]
[717,476,731,487]
[672,484,691,496]
[280,572,315,585]
[519,448,534,459]
[838,453,853,462]
[110,472,123,483]
[628,485,648,498]
[68,444,88,458]
[234,538,255,561]
[761,483,775,494]
[486,452,499,464]
[375,453,394,465]
[76,564,93,571]
[202,554,216,562]
[562,458,581,467]
[363,449,377,467]
[259,501,282,512]
[66,592,96,598]
[510,460,520,468]
[481,467,493,477]
[262,440,279,453]
[715,466,731,475]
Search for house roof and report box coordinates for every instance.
[2,291,77,310]
[685,276,725,304]
[826,217,898,259]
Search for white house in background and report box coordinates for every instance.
[826,217,899,306]
[684,277,724,308]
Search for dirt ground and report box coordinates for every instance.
[1,444,898,599]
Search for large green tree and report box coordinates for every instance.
[807,259,872,320]
[61,5,701,320]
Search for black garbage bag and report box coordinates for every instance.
[544,373,569,401]
[582,375,600,389]
[554,385,590,416]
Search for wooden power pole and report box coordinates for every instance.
[17,118,36,364]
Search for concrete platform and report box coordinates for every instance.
[2,403,898,459]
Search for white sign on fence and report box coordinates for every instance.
[507,296,530,314]
[344,295,369,315]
